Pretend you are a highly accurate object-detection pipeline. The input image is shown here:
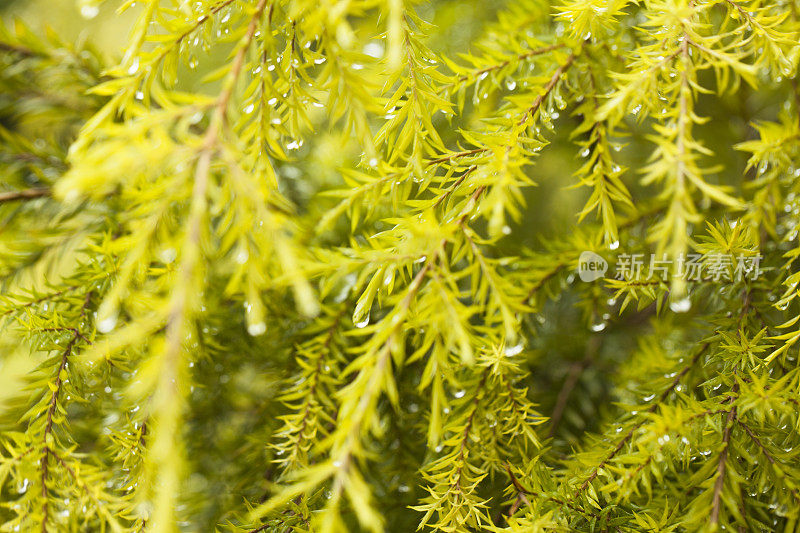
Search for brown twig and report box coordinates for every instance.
[548,335,601,438]
[39,292,91,532]
[0,187,50,203]
[710,404,737,525]
[448,43,567,88]
[518,52,576,126]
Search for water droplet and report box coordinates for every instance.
[247,322,266,336]
[609,240,620,250]
[235,249,249,264]
[363,42,384,58]
[504,343,523,356]
[314,57,326,65]
[188,55,199,70]
[243,103,255,114]
[590,322,607,332]
[159,248,177,264]
[127,58,140,75]
[80,4,99,19]
[286,140,303,150]
[505,78,517,91]
[368,157,378,168]
[502,225,512,235]
[454,390,466,399]
[354,315,370,328]
[98,315,118,334]
[670,297,691,313]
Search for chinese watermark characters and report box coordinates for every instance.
[578,252,762,282]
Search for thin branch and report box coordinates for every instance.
[518,52,576,126]
[548,335,601,438]
[0,187,50,204]
[710,405,737,525]
[39,292,91,533]
[447,43,567,89]
[0,285,80,318]
[738,419,800,504]
[151,1,269,525]
[504,463,607,524]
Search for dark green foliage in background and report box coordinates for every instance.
[1,1,800,532]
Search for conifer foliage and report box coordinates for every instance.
[1,0,800,531]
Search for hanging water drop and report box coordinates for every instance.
[98,314,118,334]
[504,343,523,356]
[670,297,691,313]
[127,58,140,75]
[80,4,99,19]
[247,322,266,336]
[159,248,177,264]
